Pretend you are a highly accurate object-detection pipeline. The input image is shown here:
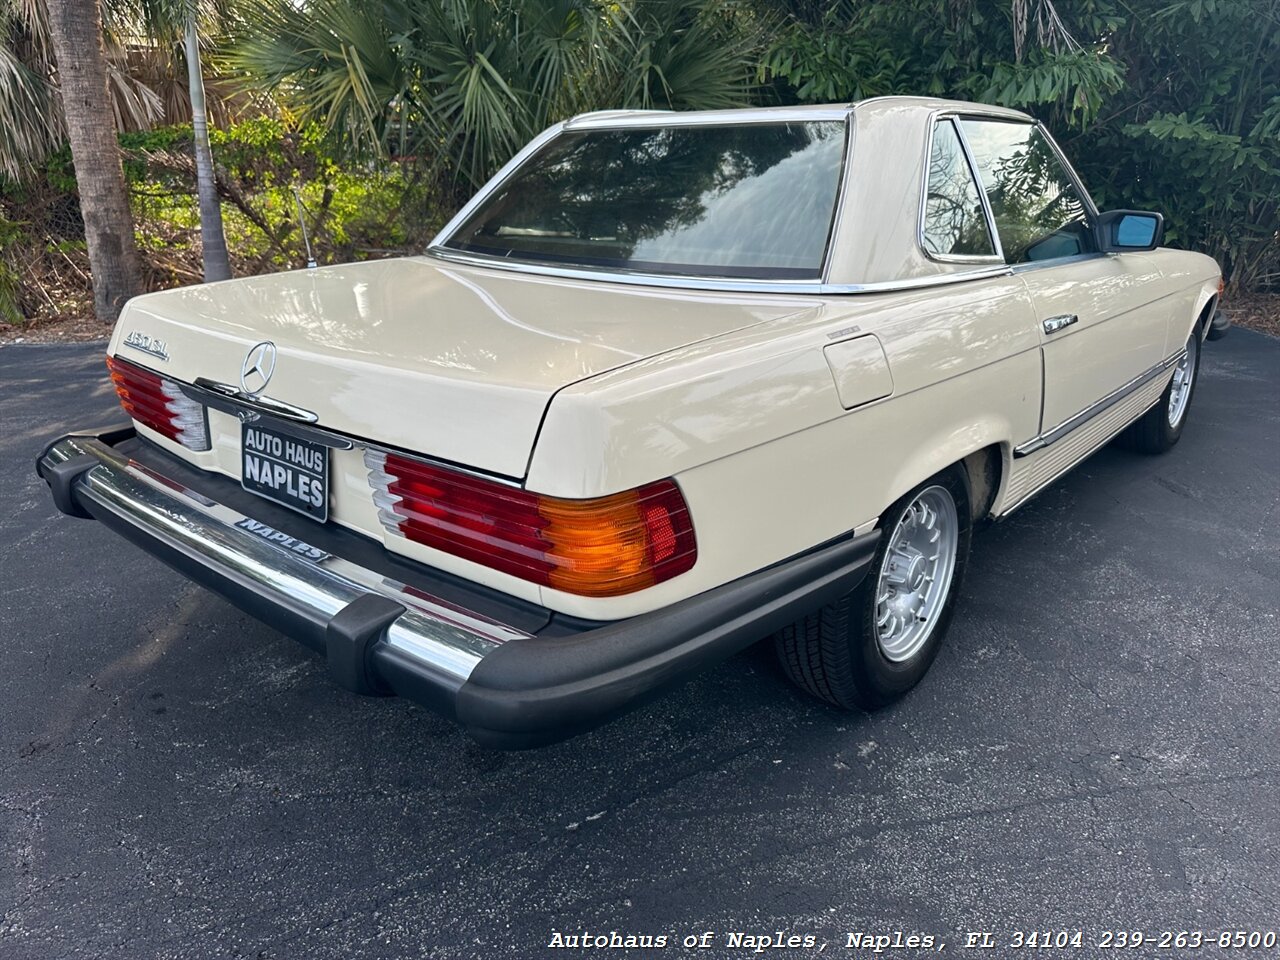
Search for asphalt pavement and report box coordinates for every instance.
[1,333,1277,959]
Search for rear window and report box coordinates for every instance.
[441,121,847,280]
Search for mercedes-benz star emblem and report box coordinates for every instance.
[240,341,277,396]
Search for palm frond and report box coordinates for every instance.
[105,57,166,131]
[224,0,763,190]
[225,0,409,157]
[0,42,60,179]
[602,0,757,111]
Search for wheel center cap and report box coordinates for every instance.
[904,555,926,591]
[886,546,927,592]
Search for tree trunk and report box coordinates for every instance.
[45,0,143,323]
[185,14,231,282]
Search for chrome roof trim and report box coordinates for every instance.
[429,121,568,251]
[564,105,855,129]
[563,108,674,126]
[426,246,1013,295]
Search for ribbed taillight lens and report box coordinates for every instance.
[365,450,696,597]
[107,355,210,451]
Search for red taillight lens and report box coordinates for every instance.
[107,355,210,451]
[365,450,696,597]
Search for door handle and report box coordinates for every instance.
[1043,313,1078,335]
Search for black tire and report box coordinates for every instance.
[774,465,973,710]
[1122,330,1201,455]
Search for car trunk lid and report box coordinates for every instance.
[111,256,815,479]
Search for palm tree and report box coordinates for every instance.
[44,0,142,321]
[227,0,760,194]
[0,0,62,181]
[1,0,166,180]
[184,9,230,280]
[5,0,236,303]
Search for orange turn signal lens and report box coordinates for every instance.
[539,483,695,596]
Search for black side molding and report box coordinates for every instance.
[456,531,880,748]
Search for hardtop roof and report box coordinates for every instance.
[563,97,1034,129]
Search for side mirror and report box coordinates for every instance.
[1096,210,1164,252]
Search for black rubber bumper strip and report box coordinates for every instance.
[39,425,136,519]
[454,530,880,749]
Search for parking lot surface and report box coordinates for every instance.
[1,333,1277,959]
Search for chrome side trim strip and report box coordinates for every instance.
[425,246,1013,295]
[41,436,525,684]
[1013,350,1185,458]
[1010,252,1110,274]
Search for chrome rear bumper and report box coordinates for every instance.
[38,428,878,747]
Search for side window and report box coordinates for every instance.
[959,119,1097,264]
[921,119,998,259]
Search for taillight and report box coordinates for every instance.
[365,450,696,597]
[107,355,210,451]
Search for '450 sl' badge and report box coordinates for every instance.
[122,330,169,361]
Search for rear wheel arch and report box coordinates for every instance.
[961,443,1005,523]
[1194,294,1217,340]
[882,434,1008,532]
[775,462,974,709]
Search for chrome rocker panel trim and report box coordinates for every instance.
[1013,350,1186,458]
[37,430,878,748]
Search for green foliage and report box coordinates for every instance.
[984,50,1124,127]
[120,116,438,270]
[757,1,1123,130]
[756,0,1277,291]
[8,0,1279,300]
[226,0,759,193]
[1074,0,1280,290]
[0,212,24,323]
[759,22,912,102]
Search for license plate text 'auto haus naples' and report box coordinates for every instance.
[240,422,329,521]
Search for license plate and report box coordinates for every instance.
[241,421,329,522]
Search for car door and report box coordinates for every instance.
[958,118,1168,438]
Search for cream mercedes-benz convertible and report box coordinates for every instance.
[40,97,1225,747]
